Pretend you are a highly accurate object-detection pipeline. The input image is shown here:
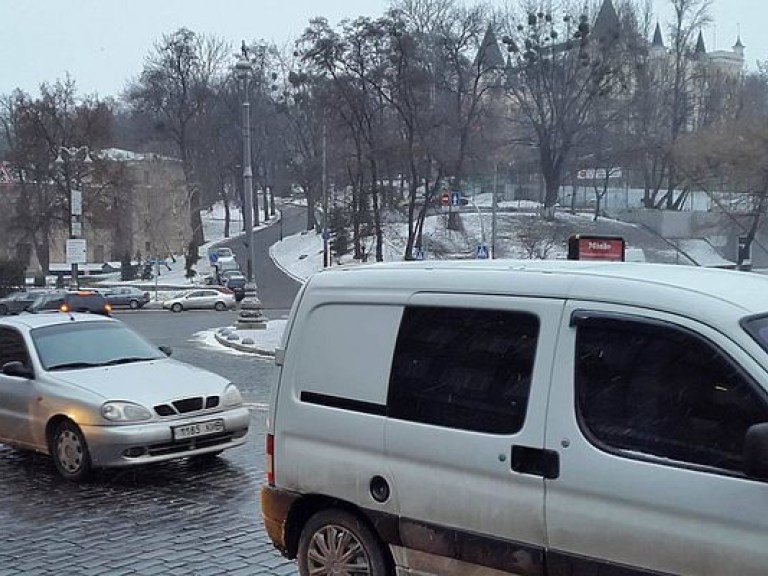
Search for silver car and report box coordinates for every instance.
[162,289,236,312]
[0,313,249,481]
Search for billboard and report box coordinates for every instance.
[567,235,625,261]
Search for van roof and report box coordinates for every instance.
[308,260,768,322]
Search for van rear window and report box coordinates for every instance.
[388,306,539,434]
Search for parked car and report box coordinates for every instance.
[223,274,247,301]
[0,313,249,481]
[213,256,240,283]
[162,289,235,312]
[262,259,768,576]
[27,291,112,316]
[103,286,151,310]
[0,289,53,315]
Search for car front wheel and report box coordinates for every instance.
[298,509,389,576]
[171,303,183,313]
[50,420,92,482]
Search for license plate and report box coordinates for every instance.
[172,419,225,440]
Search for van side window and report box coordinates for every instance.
[576,318,768,472]
[388,306,539,434]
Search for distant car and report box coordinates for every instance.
[212,247,234,259]
[162,289,236,312]
[0,289,53,315]
[28,291,112,316]
[103,287,151,310]
[223,275,247,302]
[0,313,249,481]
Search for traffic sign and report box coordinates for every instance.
[414,247,425,260]
[66,239,87,264]
[476,243,489,259]
[208,252,219,264]
[450,191,462,207]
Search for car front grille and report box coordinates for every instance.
[154,396,220,417]
[146,433,234,456]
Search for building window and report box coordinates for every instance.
[388,306,539,434]
[576,316,768,472]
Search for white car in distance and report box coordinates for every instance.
[163,289,236,312]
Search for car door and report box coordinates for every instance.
[545,301,768,576]
[0,326,36,446]
[384,294,564,576]
[185,291,208,309]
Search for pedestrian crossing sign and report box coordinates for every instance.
[476,243,489,259]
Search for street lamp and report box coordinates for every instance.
[235,45,257,284]
[55,146,93,290]
[234,42,268,330]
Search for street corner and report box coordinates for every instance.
[213,321,287,357]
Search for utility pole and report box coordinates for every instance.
[492,163,499,259]
[322,121,329,268]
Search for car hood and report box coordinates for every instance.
[48,358,229,404]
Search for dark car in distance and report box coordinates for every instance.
[224,275,247,301]
[0,289,52,315]
[103,286,150,309]
[27,291,112,316]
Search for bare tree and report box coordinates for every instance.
[500,2,627,219]
[127,28,230,274]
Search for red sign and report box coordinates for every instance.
[568,235,625,261]
[440,192,450,207]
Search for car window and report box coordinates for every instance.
[388,306,539,434]
[575,316,768,473]
[32,322,164,370]
[0,327,31,369]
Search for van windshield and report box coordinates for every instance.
[742,315,768,354]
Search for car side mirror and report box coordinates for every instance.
[2,361,33,379]
[159,346,172,357]
[743,423,768,480]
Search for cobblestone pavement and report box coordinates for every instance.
[0,312,298,576]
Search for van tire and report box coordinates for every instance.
[298,509,389,576]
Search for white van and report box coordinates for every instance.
[261,260,768,576]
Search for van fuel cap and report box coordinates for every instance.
[370,476,390,503]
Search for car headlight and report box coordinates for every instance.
[101,401,152,422]
[221,383,243,407]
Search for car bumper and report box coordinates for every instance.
[261,485,302,557]
[81,406,250,467]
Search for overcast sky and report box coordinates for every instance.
[0,0,763,98]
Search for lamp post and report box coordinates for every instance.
[235,45,257,285]
[234,42,268,330]
[55,146,93,290]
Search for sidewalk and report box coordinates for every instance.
[213,320,286,356]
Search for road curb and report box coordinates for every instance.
[214,330,275,357]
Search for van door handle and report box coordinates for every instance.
[511,445,559,479]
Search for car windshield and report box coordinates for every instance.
[32,321,165,371]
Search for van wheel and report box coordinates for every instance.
[298,509,389,576]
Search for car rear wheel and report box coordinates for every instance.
[298,509,389,576]
[171,303,183,313]
[50,420,92,482]
[214,301,226,311]
[129,299,140,310]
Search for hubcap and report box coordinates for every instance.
[307,524,371,576]
[57,429,83,473]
